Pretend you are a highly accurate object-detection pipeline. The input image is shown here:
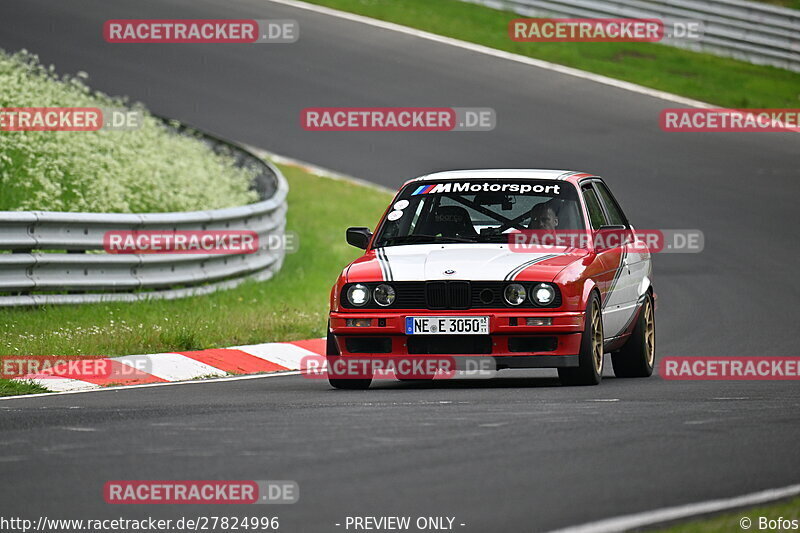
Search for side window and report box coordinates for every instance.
[595,182,627,226]
[582,186,608,230]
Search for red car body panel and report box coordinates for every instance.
[327,170,653,368]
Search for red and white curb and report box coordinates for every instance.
[15,339,326,392]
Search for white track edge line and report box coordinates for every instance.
[1,370,302,401]
[245,145,394,194]
[546,483,800,533]
[265,0,714,109]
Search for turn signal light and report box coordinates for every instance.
[346,318,373,327]
[525,318,552,326]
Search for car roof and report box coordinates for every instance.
[406,169,595,186]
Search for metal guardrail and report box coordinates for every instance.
[0,127,289,307]
[465,0,800,72]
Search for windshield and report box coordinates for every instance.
[374,179,585,247]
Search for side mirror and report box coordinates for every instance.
[346,227,372,249]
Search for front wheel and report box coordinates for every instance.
[611,293,655,378]
[558,293,604,386]
[326,326,372,390]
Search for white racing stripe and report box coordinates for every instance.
[547,483,800,533]
[505,254,558,281]
[376,247,394,281]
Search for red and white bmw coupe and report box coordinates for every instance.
[327,170,655,388]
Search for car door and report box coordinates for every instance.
[593,181,651,335]
[580,181,633,340]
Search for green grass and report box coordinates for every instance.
[0,162,391,359]
[303,0,800,109]
[761,0,800,8]
[653,495,800,532]
[0,49,258,212]
[0,378,49,396]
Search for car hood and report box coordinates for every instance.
[346,244,588,283]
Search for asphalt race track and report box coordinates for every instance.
[1,0,799,531]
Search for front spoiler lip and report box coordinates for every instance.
[325,354,580,369]
[330,310,584,335]
[493,355,578,368]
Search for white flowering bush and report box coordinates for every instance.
[0,49,258,213]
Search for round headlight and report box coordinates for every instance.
[504,283,527,306]
[532,283,555,306]
[347,284,370,307]
[373,284,396,307]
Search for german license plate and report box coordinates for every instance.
[405,316,489,335]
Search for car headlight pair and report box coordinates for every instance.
[503,283,556,306]
[347,283,395,307]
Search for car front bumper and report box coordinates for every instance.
[329,310,584,369]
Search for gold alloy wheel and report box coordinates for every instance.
[644,297,655,366]
[591,304,604,374]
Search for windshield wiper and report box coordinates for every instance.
[380,234,477,245]
[476,234,510,243]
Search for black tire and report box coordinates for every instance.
[326,325,372,390]
[611,292,655,378]
[558,293,604,386]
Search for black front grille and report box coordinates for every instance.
[449,281,470,309]
[341,282,561,309]
[395,283,426,308]
[425,281,470,309]
[426,282,448,309]
[408,335,492,354]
